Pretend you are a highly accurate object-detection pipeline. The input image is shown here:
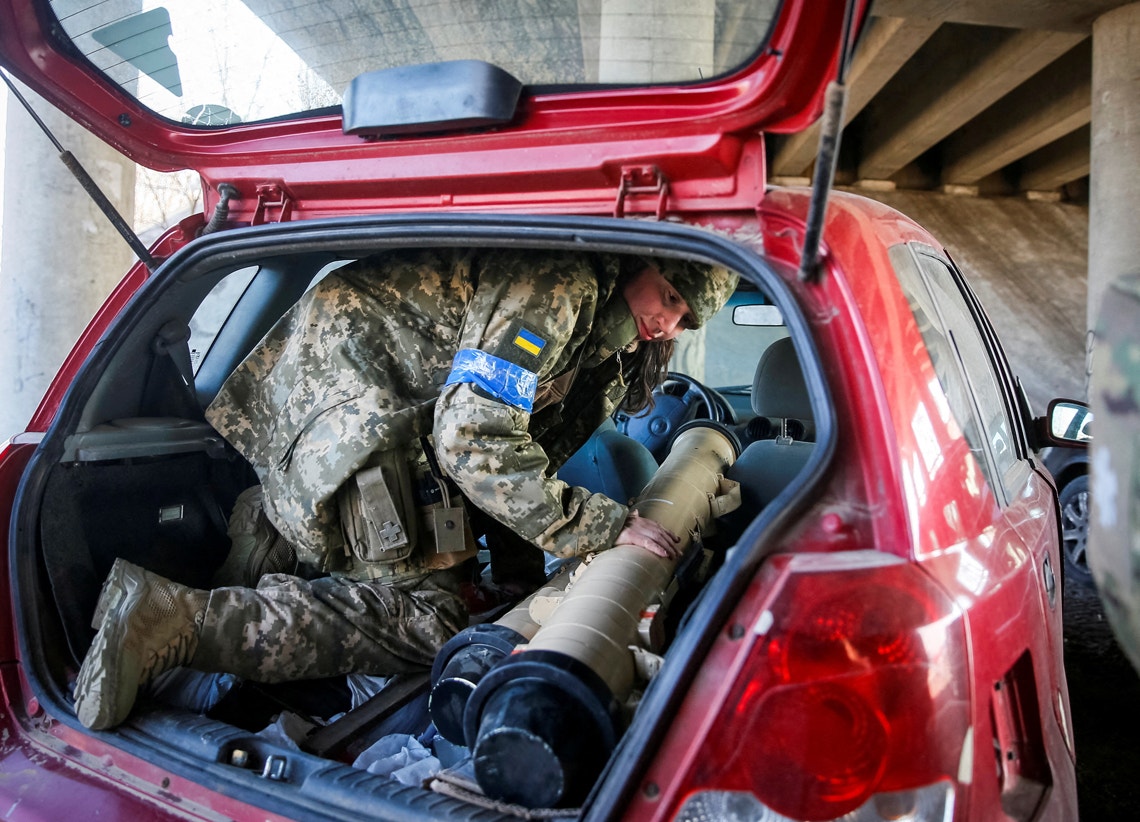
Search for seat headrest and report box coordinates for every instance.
[751,337,811,420]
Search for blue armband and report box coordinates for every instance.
[445,348,538,413]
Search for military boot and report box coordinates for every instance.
[74,559,209,730]
[212,485,296,587]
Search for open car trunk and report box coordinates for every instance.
[12,214,830,821]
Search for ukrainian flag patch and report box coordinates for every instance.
[513,327,546,357]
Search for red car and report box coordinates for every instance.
[0,0,1088,819]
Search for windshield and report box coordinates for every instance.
[49,0,781,128]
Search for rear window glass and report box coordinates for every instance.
[890,244,1020,501]
[49,0,781,127]
[188,265,258,373]
[690,290,787,388]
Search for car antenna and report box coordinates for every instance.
[798,0,859,285]
[1,69,158,273]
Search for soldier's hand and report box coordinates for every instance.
[617,511,681,559]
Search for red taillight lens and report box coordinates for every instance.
[751,682,889,809]
[679,553,970,822]
[768,582,933,680]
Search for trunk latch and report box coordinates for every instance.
[613,165,669,220]
[252,184,295,225]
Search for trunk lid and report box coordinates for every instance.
[0,0,867,217]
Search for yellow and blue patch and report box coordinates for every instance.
[512,327,546,357]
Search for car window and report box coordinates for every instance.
[675,291,788,388]
[890,245,1020,502]
[188,265,258,374]
[49,0,781,127]
[914,252,1020,484]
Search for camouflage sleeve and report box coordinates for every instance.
[433,251,628,558]
[435,385,627,557]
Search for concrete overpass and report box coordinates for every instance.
[767,0,1137,411]
[771,2,1112,198]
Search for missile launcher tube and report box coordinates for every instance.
[429,569,575,744]
[464,424,739,807]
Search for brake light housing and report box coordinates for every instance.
[652,551,971,822]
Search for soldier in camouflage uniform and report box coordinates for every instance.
[73,247,738,730]
[1089,273,1140,675]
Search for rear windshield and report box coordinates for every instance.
[49,0,781,128]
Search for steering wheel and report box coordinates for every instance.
[617,372,734,462]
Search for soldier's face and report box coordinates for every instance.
[621,265,696,342]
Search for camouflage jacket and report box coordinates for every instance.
[1089,273,1140,675]
[205,248,639,569]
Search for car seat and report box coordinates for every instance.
[726,337,814,520]
[558,418,659,505]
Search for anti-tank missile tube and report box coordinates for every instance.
[462,423,740,808]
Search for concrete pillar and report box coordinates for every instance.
[0,81,136,436]
[1088,2,1140,332]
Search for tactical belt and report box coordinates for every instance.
[336,439,476,582]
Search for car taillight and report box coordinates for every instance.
[668,551,970,822]
[674,782,955,822]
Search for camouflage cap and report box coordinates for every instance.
[655,257,740,329]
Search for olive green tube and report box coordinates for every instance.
[519,423,739,698]
[494,563,575,639]
[464,424,740,807]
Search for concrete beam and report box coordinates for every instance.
[1018,125,1091,191]
[857,27,1086,181]
[872,0,1130,32]
[770,16,938,177]
[942,39,1091,184]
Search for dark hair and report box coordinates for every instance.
[618,339,673,414]
[614,257,674,414]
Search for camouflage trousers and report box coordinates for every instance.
[191,569,468,682]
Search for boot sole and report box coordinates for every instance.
[90,559,126,628]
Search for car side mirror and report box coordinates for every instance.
[1037,398,1092,447]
